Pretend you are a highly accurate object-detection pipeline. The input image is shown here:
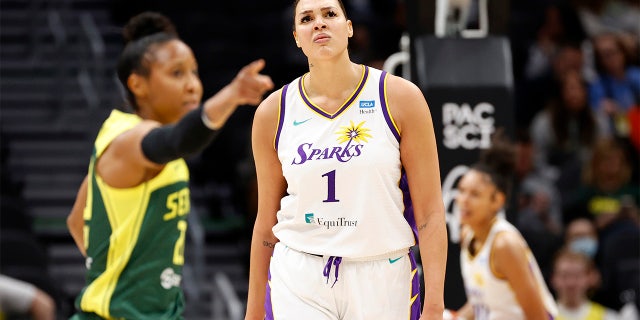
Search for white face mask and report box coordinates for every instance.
[569,236,599,258]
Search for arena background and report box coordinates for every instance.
[1,0,638,319]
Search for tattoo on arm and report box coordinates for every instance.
[418,223,427,231]
[262,240,275,249]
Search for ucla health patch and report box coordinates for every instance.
[359,100,375,108]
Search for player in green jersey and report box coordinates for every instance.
[66,12,273,319]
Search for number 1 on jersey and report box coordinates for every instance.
[322,170,339,203]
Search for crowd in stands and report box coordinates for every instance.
[510,0,640,317]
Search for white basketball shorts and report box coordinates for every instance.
[264,243,421,320]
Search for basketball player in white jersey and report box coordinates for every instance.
[245,0,448,319]
[454,134,558,320]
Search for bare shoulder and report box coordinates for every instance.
[97,119,162,187]
[253,88,283,124]
[383,73,430,132]
[492,231,528,259]
[252,88,285,144]
[490,230,531,279]
[385,73,425,103]
[110,119,159,153]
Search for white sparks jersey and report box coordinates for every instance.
[460,218,558,320]
[273,65,417,258]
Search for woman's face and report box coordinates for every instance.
[292,0,352,62]
[136,39,203,124]
[456,170,504,228]
[594,149,627,191]
[595,36,626,75]
[562,72,587,112]
[552,257,591,302]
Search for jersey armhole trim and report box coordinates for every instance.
[379,71,400,143]
[274,84,288,151]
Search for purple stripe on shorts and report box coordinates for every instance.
[264,265,274,319]
[409,250,421,320]
[274,84,288,151]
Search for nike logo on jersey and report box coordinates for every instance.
[293,118,311,126]
[389,257,402,264]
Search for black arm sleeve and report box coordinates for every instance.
[141,106,219,164]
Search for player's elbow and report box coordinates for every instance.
[66,210,83,237]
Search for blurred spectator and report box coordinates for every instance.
[524,4,584,80]
[530,69,610,199]
[571,0,640,40]
[597,202,640,312]
[563,138,639,228]
[514,1,588,127]
[551,249,620,320]
[561,218,632,313]
[0,274,56,320]
[588,32,640,138]
[518,41,588,127]
[561,137,639,311]
[516,131,564,236]
[565,218,601,260]
[598,217,640,313]
[515,131,564,279]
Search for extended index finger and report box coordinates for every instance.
[243,59,266,75]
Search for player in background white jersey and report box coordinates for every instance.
[454,133,558,320]
[245,0,447,319]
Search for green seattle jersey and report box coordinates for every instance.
[75,110,189,319]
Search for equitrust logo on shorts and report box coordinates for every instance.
[304,213,358,229]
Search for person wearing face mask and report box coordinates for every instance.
[551,249,620,320]
[245,0,448,319]
[563,218,622,314]
[565,218,600,260]
[66,12,273,319]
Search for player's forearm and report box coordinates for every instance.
[521,300,551,320]
[141,106,219,164]
[245,228,278,319]
[67,176,88,256]
[455,302,474,320]
[67,217,86,257]
[417,211,447,315]
[202,85,241,129]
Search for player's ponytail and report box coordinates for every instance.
[471,129,516,200]
[122,12,177,44]
[116,12,179,111]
